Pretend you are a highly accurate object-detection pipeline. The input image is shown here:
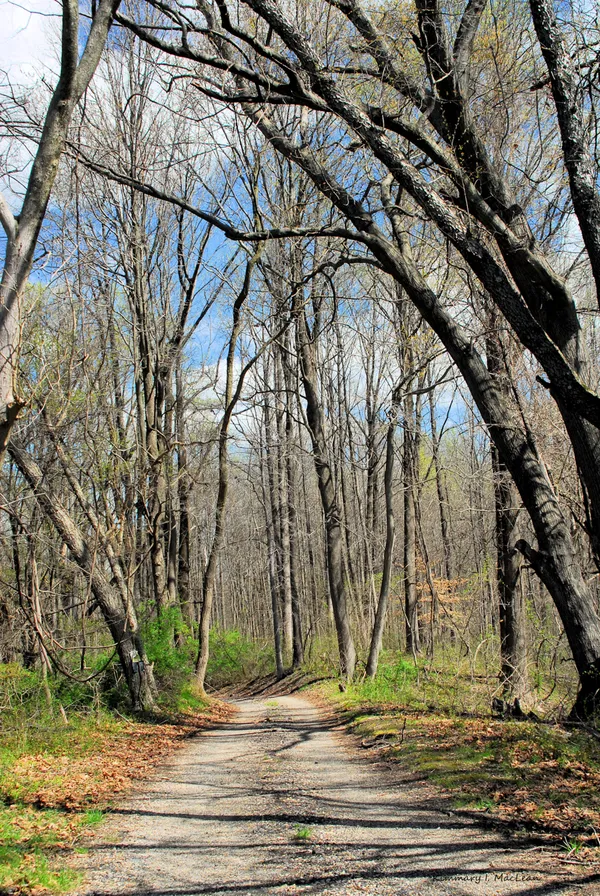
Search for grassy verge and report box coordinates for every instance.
[0,699,232,894]
[312,653,600,861]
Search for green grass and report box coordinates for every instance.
[81,809,104,826]
[311,650,600,844]
[0,845,80,894]
[0,804,90,894]
[293,824,312,842]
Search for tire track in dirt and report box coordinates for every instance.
[76,695,597,896]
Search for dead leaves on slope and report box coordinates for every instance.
[4,702,232,811]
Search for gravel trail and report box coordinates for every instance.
[77,695,597,896]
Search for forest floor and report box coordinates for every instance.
[72,692,599,896]
[0,701,232,895]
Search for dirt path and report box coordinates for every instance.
[77,695,597,896]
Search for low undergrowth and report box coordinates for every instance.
[0,664,232,894]
[314,651,600,862]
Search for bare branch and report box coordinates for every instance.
[0,194,17,243]
[68,146,360,244]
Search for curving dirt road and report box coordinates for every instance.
[77,695,598,896]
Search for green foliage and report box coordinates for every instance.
[205,629,273,688]
[303,632,342,678]
[0,663,127,759]
[140,606,202,709]
[0,663,46,708]
[356,653,420,701]
[561,836,584,856]
[142,606,195,678]
[81,809,104,826]
[51,652,123,711]
[339,648,493,717]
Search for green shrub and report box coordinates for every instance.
[142,606,195,676]
[205,629,273,688]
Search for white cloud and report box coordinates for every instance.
[1,0,59,79]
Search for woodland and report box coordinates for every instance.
[2,0,600,736]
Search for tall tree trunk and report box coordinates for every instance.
[164,370,179,609]
[195,250,261,695]
[403,378,420,655]
[486,321,529,704]
[261,430,285,679]
[274,351,294,656]
[281,336,304,667]
[492,445,528,703]
[262,359,286,677]
[175,364,192,625]
[366,389,399,676]
[427,382,453,581]
[293,294,356,679]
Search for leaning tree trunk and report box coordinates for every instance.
[8,439,156,712]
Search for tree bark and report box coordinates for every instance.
[281,336,304,666]
[403,364,420,655]
[195,250,261,695]
[485,321,529,704]
[262,358,286,678]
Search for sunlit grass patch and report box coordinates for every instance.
[313,655,600,851]
[0,804,88,894]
